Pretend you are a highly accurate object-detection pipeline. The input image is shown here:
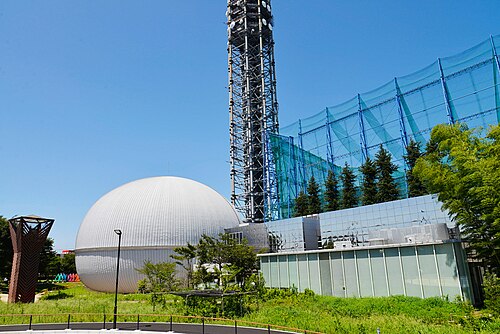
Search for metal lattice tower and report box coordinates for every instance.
[227,0,279,223]
[8,215,54,303]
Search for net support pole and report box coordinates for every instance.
[437,58,455,124]
[490,35,500,123]
[325,108,335,169]
[394,78,409,150]
[491,35,500,77]
[288,135,296,218]
[357,94,368,162]
[395,77,410,196]
[298,119,306,191]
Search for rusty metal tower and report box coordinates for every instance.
[8,215,54,303]
[227,0,279,223]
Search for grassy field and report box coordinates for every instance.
[243,292,500,333]
[1,283,499,333]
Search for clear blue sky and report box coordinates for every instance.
[1,0,499,251]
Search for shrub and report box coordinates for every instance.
[483,272,500,316]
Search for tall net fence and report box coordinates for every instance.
[270,35,500,219]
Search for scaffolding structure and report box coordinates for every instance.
[271,35,500,219]
[227,0,279,223]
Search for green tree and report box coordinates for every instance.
[60,253,76,273]
[375,145,400,203]
[360,157,377,205]
[294,190,309,217]
[0,216,13,280]
[194,234,258,288]
[324,170,340,212]
[414,123,500,272]
[136,260,179,309]
[340,163,358,209]
[307,176,322,214]
[171,243,197,289]
[39,238,60,278]
[404,139,427,197]
[221,233,258,287]
[196,234,223,284]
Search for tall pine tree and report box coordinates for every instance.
[404,139,427,197]
[341,163,358,209]
[294,190,309,217]
[324,170,340,211]
[375,145,400,203]
[307,176,322,214]
[360,157,377,205]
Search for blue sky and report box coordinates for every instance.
[1,0,499,251]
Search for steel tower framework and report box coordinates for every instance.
[8,215,54,303]
[227,0,279,223]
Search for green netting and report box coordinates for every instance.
[271,35,500,219]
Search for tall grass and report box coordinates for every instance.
[0,283,181,324]
[242,291,500,333]
[1,283,500,333]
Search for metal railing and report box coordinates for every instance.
[0,313,324,334]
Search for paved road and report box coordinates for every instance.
[0,322,296,334]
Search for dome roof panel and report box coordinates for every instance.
[75,176,240,250]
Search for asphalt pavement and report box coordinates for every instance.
[0,322,296,334]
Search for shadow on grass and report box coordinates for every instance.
[1,281,68,294]
[36,281,66,293]
[42,291,70,300]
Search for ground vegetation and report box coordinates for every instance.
[1,283,500,333]
[136,261,179,310]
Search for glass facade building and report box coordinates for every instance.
[266,216,320,253]
[319,194,452,247]
[259,194,475,302]
[259,242,472,301]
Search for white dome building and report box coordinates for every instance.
[75,176,240,292]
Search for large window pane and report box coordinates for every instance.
[288,254,299,291]
[434,243,461,298]
[308,253,321,294]
[454,243,471,301]
[298,254,309,291]
[385,248,404,295]
[400,246,422,297]
[343,251,359,297]
[356,250,372,297]
[261,256,271,287]
[417,246,440,297]
[370,249,388,296]
[331,252,345,297]
[270,256,279,288]
[319,253,332,296]
[278,255,289,288]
